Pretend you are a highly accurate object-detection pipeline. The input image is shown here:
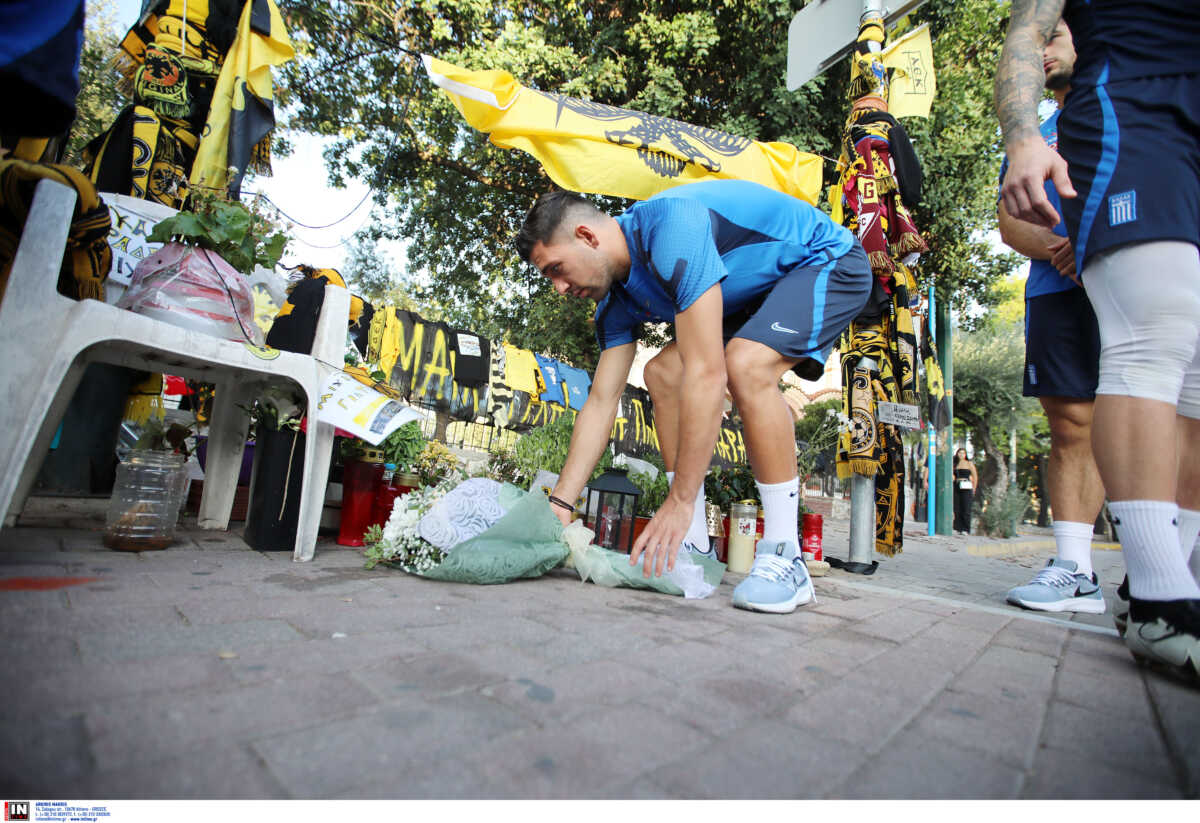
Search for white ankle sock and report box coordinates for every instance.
[1110,500,1200,601]
[756,476,800,550]
[1052,520,1096,578]
[667,472,709,551]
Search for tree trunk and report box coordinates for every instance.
[1036,454,1051,527]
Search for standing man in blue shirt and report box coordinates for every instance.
[515,179,874,613]
[997,0,1200,681]
[999,20,1108,616]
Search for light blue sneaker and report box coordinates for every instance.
[731,540,814,614]
[1006,558,1106,614]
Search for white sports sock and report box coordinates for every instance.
[756,476,800,551]
[1052,520,1096,578]
[1110,500,1200,601]
[666,472,709,551]
[1177,507,1200,563]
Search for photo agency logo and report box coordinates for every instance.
[3,801,29,821]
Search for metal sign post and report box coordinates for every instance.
[787,0,929,90]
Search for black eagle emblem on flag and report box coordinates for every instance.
[537,91,752,178]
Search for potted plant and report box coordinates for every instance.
[626,453,669,541]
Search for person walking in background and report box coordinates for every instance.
[953,448,978,535]
[998,19,1107,616]
[996,0,1200,680]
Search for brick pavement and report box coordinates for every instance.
[0,497,1196,799]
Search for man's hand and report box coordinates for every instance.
[629,495,692,579]
[1047,236,1080,286]
[1000,137,1076,228]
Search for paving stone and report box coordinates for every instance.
[351,650,514,700]
[0,530,62,552]
[76,619,306,663]
[909,686,1048,768]
[0,711,93,796]
[648,720,867,798]
[807,591,903,621]
[8,652,236,714]
[76,740,285,799]
[221,630,431,685]
[1143,674,1200,796]
[84,673,377,773]
[1053,666,1156,724]
[835,728,1024,798]
[465,703,712,798]
[483,656,674,725]
[950,644,1060,700]
[1041,698,1173,778]
[991,619,1070,659]
[849,604,944,642]
[784,680,924,753]
[252,693,529,798]
[799,630,898,667]
[1024,747,1182,798]
[619,637,740,687]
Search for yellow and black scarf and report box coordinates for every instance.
[0,158,111,302]
[83,105,195,210]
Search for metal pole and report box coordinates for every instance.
[927,286,936,536]
[848,356,878,564]
[935,300,954,535]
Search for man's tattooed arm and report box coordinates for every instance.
[994,0,1066,146]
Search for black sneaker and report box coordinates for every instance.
[1114,575,1130,637]
[1125,597,1200,684]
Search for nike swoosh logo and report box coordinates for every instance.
[771,322,799,334]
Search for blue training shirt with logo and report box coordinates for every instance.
[594,179,854,351]
[999,110,1073,299]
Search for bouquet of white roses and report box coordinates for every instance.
[362,476,460,573]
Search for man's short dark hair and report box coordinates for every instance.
[514,190,602,262]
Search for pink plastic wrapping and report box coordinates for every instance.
[116,243,264,345]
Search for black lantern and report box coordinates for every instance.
[585,468,642,553]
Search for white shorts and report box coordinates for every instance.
[1082,241,1200,418]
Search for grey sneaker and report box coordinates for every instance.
[1125,597,1200,684]
[731,540,814,614]
[1006,558,1106,614]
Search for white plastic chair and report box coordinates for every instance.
[0,179,349,561]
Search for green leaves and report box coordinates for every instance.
[146,193,290,275]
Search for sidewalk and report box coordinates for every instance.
[1,496,1196,799]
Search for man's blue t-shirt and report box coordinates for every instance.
[533,353,565,406]
[594,179,855,351]
[999,110,1073,299]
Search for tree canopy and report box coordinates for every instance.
[274,0,1019,367]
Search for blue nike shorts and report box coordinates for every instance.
[1023,287,1101,399]
[1058,73,1200,273]
[723,242,873,380]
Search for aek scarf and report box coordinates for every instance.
[0,158,111,303]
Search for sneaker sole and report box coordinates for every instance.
[1125,625,1200,684]
[1113,606,1129,638]
[1007,594,1107,614]
[732,585,815,614]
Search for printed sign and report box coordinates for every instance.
[100,192,178,286]
[876,401,923,429]
[317,372,427,445]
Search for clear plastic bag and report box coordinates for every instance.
[116,243,263,345]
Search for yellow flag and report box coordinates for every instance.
[190,0,294,196]
[882,25,936,119]
[423,55,823,205]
